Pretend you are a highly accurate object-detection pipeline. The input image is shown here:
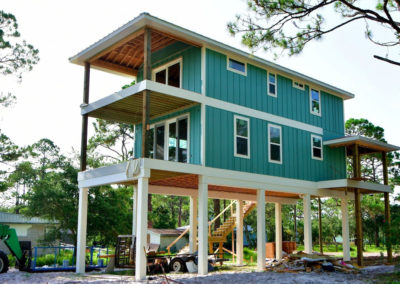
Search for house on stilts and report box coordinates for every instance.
[69,12,399,280]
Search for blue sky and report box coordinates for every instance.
[1,0,399,157]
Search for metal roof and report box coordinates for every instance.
[324,136,400,154]
[0,212,57,224]
[69,12,355,100]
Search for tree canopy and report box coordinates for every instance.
[0,10,40,80]
[228,0,400,65]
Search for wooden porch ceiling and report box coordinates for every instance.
[129,170,301,199]
[89,28,200,77]
[87,91,197,124]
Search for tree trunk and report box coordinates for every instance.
[178,197,183,227]
[148,193,153,228]
[213,199,220,230]
[374,217,380,247]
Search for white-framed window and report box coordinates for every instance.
[148,114,189,163]
[311,135,323,160]
[227,57,247,76]
[152,58,182,88]
[310,88,321,116]
[268,72,277,97]
[293,81,305,91]
[268,124,282,164]
[234,115,250,158]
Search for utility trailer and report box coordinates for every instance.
[115,235,225,273]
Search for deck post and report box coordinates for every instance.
[236,200,244,265]
[354,188,363,266]
[141,28,151,158]
[382,151,392,263]
[76,187,88,273]
[341,197,350,262]
[198,176,208,275]
[275,202,282,260]
[303,194,312,254]
[256,189,266,271]
[80,62,90,172]
[353,144,364,266]
[135,176,149,281]
[189,196,198,253]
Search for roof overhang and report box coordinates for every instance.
[317,179,392,194]
[69,12,355,100]
[324,135,400,155]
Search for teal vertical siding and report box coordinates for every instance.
[205,49,345,137]
[205,106,346,181]
[134,105,201,165]
[137,42,201,93]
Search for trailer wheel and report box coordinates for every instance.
[169,258,186,272]
[0,250,9,273]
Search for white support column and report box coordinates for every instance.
[303,194,312,254]
[257,189,266,271]
[236,200,244,265]
[76,187,88,274]
[132,185,138,237]
[275,202,282,260]
[189,196,198,253]
[198,176,208,275]
[135,177,149,281]
[341,198,350,262]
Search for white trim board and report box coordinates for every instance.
[82,80,323,135]
[77,158,356,199]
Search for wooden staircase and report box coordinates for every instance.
[208,201,256,255]
[166,200,256,256]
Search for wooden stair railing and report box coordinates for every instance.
[166,226,190,254]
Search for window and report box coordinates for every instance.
[152,58,182,88]
[227,57,247,76]
[234,115,250,158]
[268,73,277,97]
[310,89,321,115]
[268,124,282,164]
[311,135,323,160]
[293,81,305,90]
[148,114,189,162]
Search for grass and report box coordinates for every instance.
[296,243,390,257]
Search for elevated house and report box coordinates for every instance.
[69,13,399,280]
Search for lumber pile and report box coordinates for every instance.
[265,251,358,273]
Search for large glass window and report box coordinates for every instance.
[148,115,189,163]
[155,124,165,160]
[310,89,321,115]
[153,59,181,88]
[268,73,277,97]
[311,135,323,160]
[234,116,250,158]
[268,124,282,164]
[227,57,247,75]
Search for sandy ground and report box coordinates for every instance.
[0,265,397,284]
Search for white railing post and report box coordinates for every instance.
[189,196,198,253]
[76,187,88,274]
[275,202,282,260]
[257,189,266,271]
[198,176,208,275]
[341,198,350,261]
[303,194,312,254]
[135,177,149,281]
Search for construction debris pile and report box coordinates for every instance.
[266,251,358,273]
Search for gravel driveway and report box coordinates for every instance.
[0,265,396,283]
